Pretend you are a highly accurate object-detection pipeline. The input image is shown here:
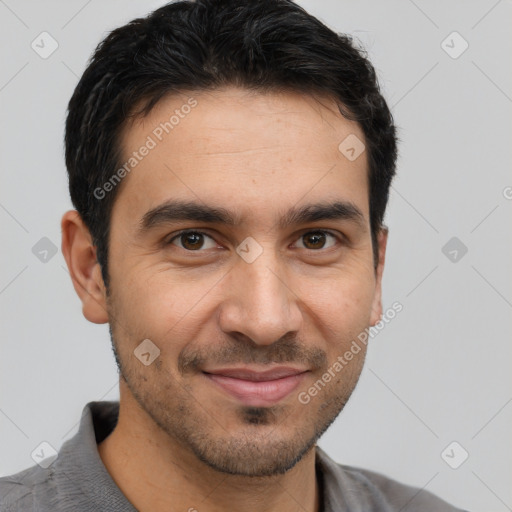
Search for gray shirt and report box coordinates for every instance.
[0,401,467,511]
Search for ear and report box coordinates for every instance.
[369,227,388,327]
[61,210,109,324]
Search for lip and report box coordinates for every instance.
[202,366,309,407]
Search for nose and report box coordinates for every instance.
[217,251,303,346]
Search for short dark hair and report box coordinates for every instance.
[65,0,398,289]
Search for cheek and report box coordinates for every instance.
[300,271,376,357]
[109,270,220,357]
[114,268,196,320]
[305,267,375,318]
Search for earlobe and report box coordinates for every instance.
[61,210,109,324]
[369,227,388,327]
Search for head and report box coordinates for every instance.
[62,0,397,477]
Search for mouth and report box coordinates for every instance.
[201,366,309,407]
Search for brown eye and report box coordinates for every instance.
[295,231,338,250]
[181,232,204,250]
[169,231,217,251]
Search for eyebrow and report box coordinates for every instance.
[137,199,366,235]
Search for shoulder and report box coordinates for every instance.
[316,447,468,511]
[339,464,468,511]
[0,464,54,512]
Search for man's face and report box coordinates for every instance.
[105,87,385,477]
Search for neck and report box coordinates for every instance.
[98,383,320,512]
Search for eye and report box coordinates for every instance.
[168,230,218,251]
[294,230,340,250]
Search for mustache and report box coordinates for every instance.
[178,333,327,375]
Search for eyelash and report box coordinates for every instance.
[167,229,343,251]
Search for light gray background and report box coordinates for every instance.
[1,1,511,510]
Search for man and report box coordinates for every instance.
[0,0,467,510]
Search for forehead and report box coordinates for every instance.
[112,86,369,229]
